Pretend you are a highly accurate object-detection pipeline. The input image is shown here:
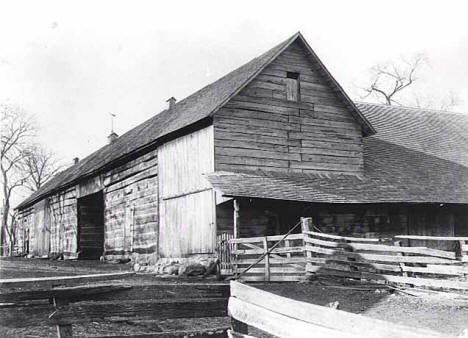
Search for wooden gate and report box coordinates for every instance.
[229,233,305,281]
[216,233,234,275]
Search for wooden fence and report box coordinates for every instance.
[0,273,230,337]
[230,233,305,282]
[217,233,235,275]
[228,218,468,290]
[304,230,468,290]
[228,281,457,338]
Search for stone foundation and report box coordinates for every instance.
[133,254,219,276]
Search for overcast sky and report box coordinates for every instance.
[1,0,467,169]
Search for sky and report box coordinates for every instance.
[1,0,467,171]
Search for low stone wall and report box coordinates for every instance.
[132,254,220,277]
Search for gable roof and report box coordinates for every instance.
[16,32,374,210]
[207,103,468,204]
[357,103,468,167]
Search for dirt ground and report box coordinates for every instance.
[2,258,468,337]
[0,257,230,337]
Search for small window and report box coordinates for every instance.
[285,72,300,101]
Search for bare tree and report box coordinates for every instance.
[22,144,63,192]
[1,104,35,255]
[413,91,460,112]
[360,54,427,105]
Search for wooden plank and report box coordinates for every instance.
[319,269,468,290]
[0,272,135,288]
[306,261,401,273]
[229,297,350,338]
[229,233,303,244]
[97,327,229,338]
[238,275,303,282]
[304,231,391,242]
[304,237,456,259]
[234,257,305,265]
[237,267,304,274]
[0,298,228,328]
[400,265,467,276]
[227,330,257,338]
[232,246,304,255]
[395,235,468,241]
[263,237,270,282]
[229,282,450,338]
[0,283,230,302]
[304,246,457,264]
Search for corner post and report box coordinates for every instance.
[233,199,240,239]
[301,217,313,279]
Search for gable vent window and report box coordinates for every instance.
[286,72,300,101]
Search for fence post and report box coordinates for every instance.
[394,240,408,277]
[301,218,313,279]
[263,237,270,282]
[233,200,240,239]
[301,217,312,232]
[461,240,468,281]
[53,297,72,338]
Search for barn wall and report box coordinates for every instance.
[16,206,34,254]
[102,148,159,264]
[214,41,364,175]
[15,148,159,263]
[158,126,215,257]
[16,186,79,258]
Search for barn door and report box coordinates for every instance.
[160,190,215,257]
[158,126,215,258]
[33,200,50,257]
[77,191,104,259]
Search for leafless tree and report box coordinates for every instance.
[413,91,460,112]
[1,104,35,255]
[22,144,63,192]
[360,54,427,105]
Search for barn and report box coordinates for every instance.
[15,32,468,266]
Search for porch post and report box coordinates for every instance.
[233,199,240,238]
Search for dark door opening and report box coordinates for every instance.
[77,191,104,259]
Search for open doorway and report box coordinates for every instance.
[77,191,104,259]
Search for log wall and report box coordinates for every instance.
[16,148,159,264]
[214,41,364,175]
[17,186,79,258]
[102,149,159,263]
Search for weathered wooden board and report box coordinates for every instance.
[229,282,450,338]
[304,237,456,259]
[213,40,364,175]
[0,298,228,328]
[0,272,135,289]
[158,126,215,257]
[0,282,230,303]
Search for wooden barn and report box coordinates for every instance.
[15,32,468,266]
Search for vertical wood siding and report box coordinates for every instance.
[213,41,364,175]
[158,126,215,257]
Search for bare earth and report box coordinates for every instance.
[1,258,468,337]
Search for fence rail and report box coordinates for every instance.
[228,218,468,289]
[228,281,455,338]
[230,233,305,282]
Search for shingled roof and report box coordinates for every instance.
[207,103,468,204]
[16,32,374,209]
